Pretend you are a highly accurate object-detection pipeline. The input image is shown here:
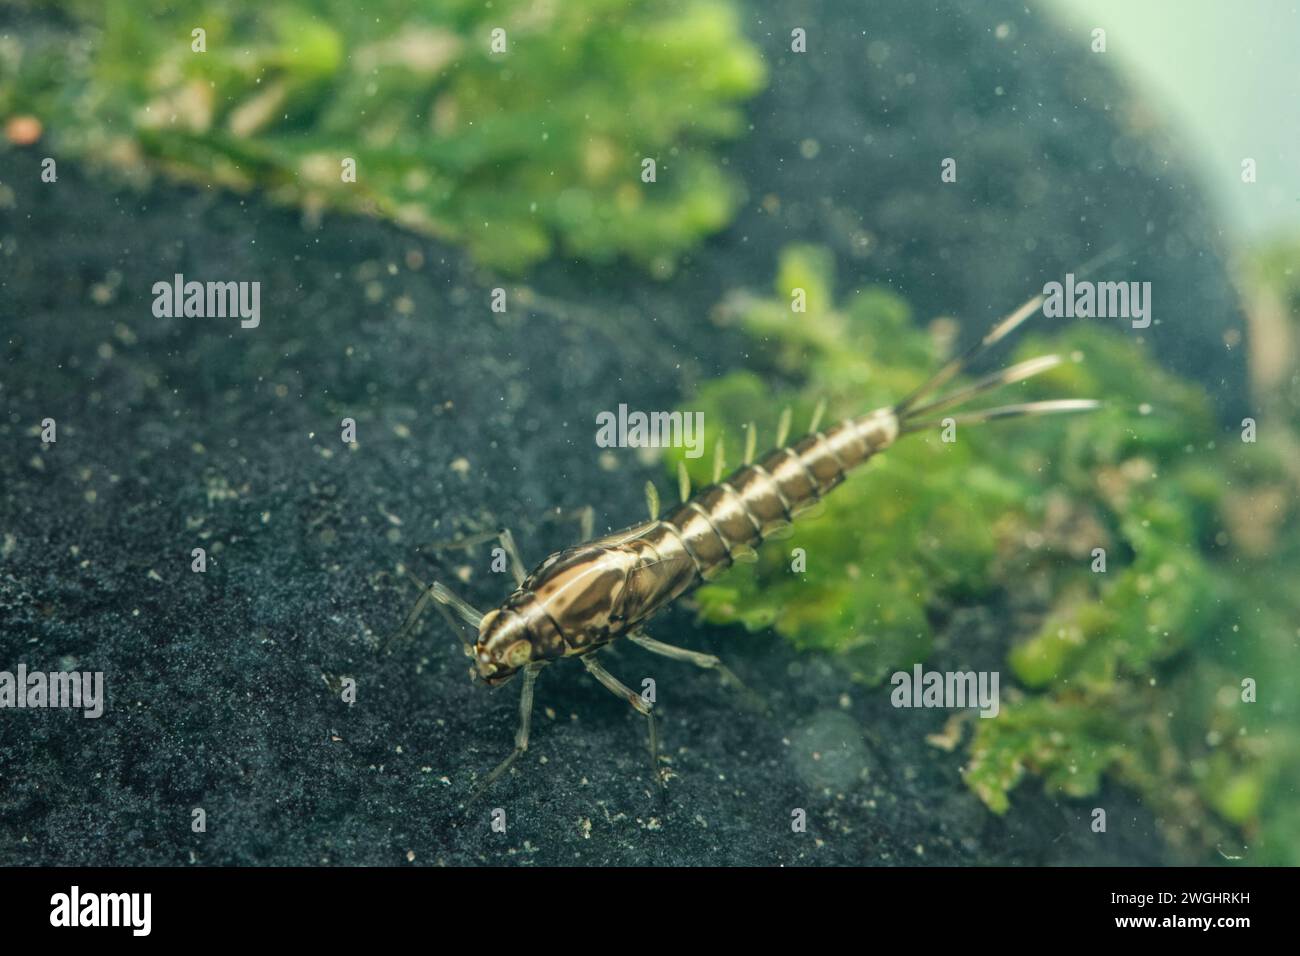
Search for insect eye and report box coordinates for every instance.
[504,640,532,668]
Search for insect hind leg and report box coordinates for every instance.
[581,653,664,790]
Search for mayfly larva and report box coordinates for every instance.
[394,287,1098,798]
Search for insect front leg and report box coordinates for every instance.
[388,569,484,651]
[581,653,664,790]
[468,663,543,802]
[627,630,767,714]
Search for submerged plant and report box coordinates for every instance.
[667,245,1300,863]
[2,0,765,272]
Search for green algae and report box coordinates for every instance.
[2,0,765,272]
[667,244,1300,863]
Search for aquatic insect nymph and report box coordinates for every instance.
[394,287,1097,798]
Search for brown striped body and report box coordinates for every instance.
[417,277,1101,797]
[473,408,899,684]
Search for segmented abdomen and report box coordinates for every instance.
[615,409,899,623]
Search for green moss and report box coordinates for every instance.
[669,244,1300,863]
[4,0,765,272]
[965,695,1134,814]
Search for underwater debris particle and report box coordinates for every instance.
[5,115,42,146]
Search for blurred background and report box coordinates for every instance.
[1052,0,1300,243]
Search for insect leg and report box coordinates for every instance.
[627,630,767,713]
[581,654,664,789]
[468,663,542,801]
[495,529,528,585]
[388,569,483,651]
[423,527,527,586]
[541,505,595,543]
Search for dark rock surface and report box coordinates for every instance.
[1,163,1172,866]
